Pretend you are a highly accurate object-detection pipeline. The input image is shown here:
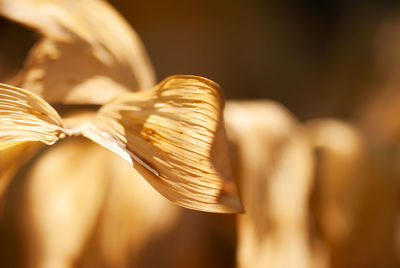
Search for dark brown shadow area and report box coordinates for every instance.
[135,209,237,268]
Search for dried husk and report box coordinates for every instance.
[0,75,241,213]
[224,101,315,268]
[0,142,40,211]
[81,75,242,213]
[306,119,399,267]
[0,0,155,104]
[19,139,109,268]
[77,147,179,267]
[306,119,368,244]
[0,83,64,150]
[0,1,242,266]
[0,137,180,268]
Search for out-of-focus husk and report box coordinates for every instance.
[225,100,316,268]
[354,17,400,265]
[306,119,400,268]
[0,0,155,104]
[77,146,180,267]
[306,119,369,244]
[19,138,109,268]
[0,138,180,268]
[0,142,40,211]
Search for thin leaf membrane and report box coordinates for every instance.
[80,75,242,213]
[0,83,64,149]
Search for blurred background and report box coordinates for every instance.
[102,0,399,120]
[0,0,399,119]
[2,0,400,267]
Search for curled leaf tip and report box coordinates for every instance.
[80,75,242,213]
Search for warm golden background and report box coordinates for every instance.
[109,0,399,120]
[1,0,398,119]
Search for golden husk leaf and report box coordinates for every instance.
[0,83,63,150]
[0,75,240,213]
[80,75,242,213]
[0,0,155,104]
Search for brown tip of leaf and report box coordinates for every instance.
[219,182,245,213]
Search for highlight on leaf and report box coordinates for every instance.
[80,75,242,213]
[0,83,64,150]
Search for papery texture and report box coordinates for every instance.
[0,83,63,150]
[0,0,155,104]
[80,75,242,213]
[0,76,241,213]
